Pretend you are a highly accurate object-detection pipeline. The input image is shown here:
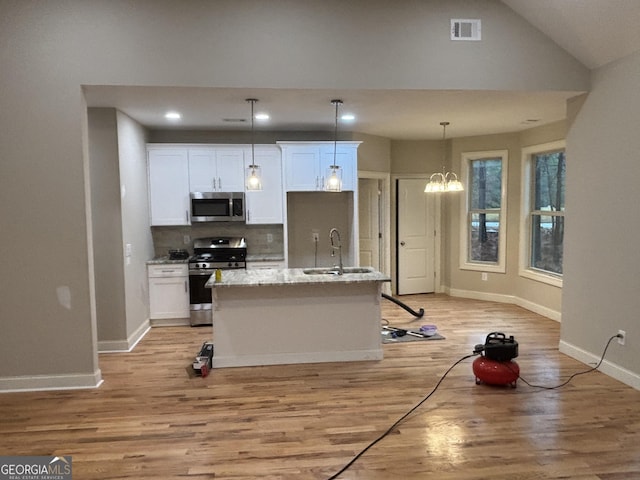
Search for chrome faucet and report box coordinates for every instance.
[329,227,343,275]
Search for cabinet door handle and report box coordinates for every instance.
[184,280,188,293]
[217,177,222,190]
[186,210,189,223]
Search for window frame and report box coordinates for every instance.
[519,140,565,287]
[459,150,509,273]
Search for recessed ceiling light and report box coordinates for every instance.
[164,111,181,120]
[255,113,270,121]
[341,113,355,121]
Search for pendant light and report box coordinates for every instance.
[245,98,262,191]
[324,99,343,192]
[425,121,464,193]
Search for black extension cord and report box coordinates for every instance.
[506,333,619,390]
[327,333,621,479]
[327,353,478,480]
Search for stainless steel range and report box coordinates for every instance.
[188,236,247,326]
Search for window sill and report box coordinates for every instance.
[460,262,506,274]
[519,268,563,288]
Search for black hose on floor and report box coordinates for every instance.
[381,293,424,318]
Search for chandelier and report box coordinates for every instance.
[425,122,464,193]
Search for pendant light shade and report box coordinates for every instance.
[324,99,343,192]
[245,98,262,191]
[425,122,464,193]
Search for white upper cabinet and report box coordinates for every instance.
[320,144,358,191]
[279,141,360,191]
[244,145,284,224]
[188,147,245,192]
[148,148,190,226]
[281,144,323,191]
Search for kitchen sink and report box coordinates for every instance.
[302,267,374,275]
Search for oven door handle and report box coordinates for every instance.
[189,270,216,276]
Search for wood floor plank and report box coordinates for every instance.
[1,294,639,479]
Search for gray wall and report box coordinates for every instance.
[446,125,566,317]
[0,0,594,389]
[562,51,640,385]
[87,109,153,352]
[388,122,566,319]
[116,112,154,346]
[287,192,354,268]
[88,109,127,346]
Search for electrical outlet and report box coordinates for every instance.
[481,272,488,281]
[183,235,191,245]
[311,230,320,242]
[266,233,273,243]
[617,330,626,346]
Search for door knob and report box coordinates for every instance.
[400,241,406,246]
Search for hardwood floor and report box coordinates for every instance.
[1,294,639,479]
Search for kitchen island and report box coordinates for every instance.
[206,268,391,368]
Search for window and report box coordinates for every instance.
[520,141,565,287]
[460,150,508,273]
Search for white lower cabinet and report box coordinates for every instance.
[148,264,189,320]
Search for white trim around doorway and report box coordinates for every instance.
[391,174,443,295]
[358,171,391,294]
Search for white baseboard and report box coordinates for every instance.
[150,317,191,327]
[98,319,151,353]
[445,287,561,321]
[0,369,103,393]
[559,340,640,391]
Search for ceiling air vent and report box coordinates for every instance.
[451,19,481,41]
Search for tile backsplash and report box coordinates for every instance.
[152,224,284,258]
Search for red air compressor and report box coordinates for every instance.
[473,332,520,387]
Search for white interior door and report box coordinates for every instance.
[397,178,436,294]
[358,178,381,269]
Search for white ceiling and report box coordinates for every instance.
[501,0,640,70]
[84,1,640,141]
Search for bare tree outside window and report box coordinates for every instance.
[531,151,565,275]
[469,158,502,263]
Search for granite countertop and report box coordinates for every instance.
[206,267,391,288]
[147,256,189,265]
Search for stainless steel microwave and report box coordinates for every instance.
[190,192,245,222]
